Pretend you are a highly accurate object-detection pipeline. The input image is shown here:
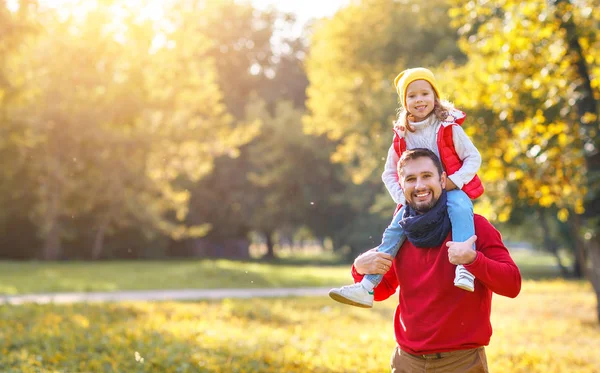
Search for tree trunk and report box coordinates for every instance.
[42,189,62,260]
[572,253,584,279]
[568,214,589,279]
[587,235,600,323]
[91,214,110,260]
[264,231,275,259]
[564,213,585,278]
[42,220,62,260]
[555,1,600,322]
[538,209,570,277]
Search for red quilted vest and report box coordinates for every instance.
[392,110,484,201]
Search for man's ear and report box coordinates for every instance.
[440,171,447,189]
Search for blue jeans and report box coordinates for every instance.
[364,190,474,287]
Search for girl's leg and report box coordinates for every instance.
[328,206,406,308]
[447,190,475,242]
[447,190,476,291]
[363,206,406,290]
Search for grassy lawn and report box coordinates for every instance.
[0,280,597,372]
[0,259,350,295]
[0,250,565,295]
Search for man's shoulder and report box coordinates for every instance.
[474,214,500,234]
[474,214,493,227]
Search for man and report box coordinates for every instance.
[345,148,521,372]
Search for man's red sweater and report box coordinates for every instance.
[351,215,521,355]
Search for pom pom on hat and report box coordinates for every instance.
[394,67,441,109]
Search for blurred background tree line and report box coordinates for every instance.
[0,0,598,299]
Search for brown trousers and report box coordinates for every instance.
[390,346,489,373]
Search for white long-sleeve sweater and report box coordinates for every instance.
[382,113,482,205]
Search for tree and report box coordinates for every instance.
[303,0,465,254]
[244,97,362,258]
[175,2,318,258]
[0,0,41,257]
[305,0,465,186]
[447,0,600,321]
[1,0,258,259]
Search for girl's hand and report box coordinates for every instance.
[393,124,406,138]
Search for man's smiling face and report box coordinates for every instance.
[399,156,446,213]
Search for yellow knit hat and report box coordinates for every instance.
[394,67,440,109]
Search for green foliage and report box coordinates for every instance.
[244,99,313,235]
[0,1,42,256]
[302,0,465,255]
[445,0,600,321]
[187,0,278,117]
[3,0,597,267]
[0,0,261,258]
[445,0,599,222]
[243,97,356,253]
[304,0,463,185]
[166,2,315,258]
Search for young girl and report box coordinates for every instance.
[329,67,484,308]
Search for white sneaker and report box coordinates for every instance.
[329,283,374,308]
[454,265,475,292]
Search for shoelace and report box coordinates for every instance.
[455,266,475,282]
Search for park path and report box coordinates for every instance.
[0,287,332,305]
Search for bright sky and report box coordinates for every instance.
[251,0,348,23]
[10,0,348,23]
[8,0,349,41]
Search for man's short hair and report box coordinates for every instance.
[397,148,444,177]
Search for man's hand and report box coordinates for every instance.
[447,235,478,265]
[354,248,394,275]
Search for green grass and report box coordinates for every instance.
[508,250,567,279]
[0,259,351,295]
[0,250,566,295]
[0,280,597,372]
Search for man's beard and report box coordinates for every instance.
[408,195,439,214]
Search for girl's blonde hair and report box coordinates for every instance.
[394,97,454,132]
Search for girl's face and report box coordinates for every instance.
[405,80,436,121]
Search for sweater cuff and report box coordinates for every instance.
[464,251,482,270]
